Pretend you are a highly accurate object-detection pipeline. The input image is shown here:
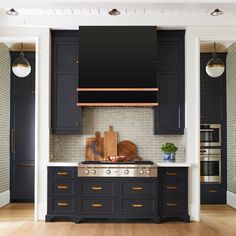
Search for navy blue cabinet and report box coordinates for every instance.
[154,30,185,135]
[51,30,82,134]
[77,177,159,223]
[46,167,77,222]
[10,52,35,202]
[158,167,190,222]
[200,53,227,204]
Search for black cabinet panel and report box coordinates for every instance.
[80,181,115,197]
[50,180,76,195]
[155,70,184,134]
[49,167,77,179]
[201,184,226,204]
[48,197,75,214]
[10,52,35,202]
[158,167,189,222]
[120,181,155,196]
[154,30,185,135]
[119,199,155,215]
[11,164,34,201]
[78,91,158,103]
[80,199,115,215]
[51,30,82,134]
[159,197,186,215]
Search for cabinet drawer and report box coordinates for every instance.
[201,185,226,204]
[49,180,76,195]
[120,199,155,215]
[159,167,186,180]
[49,167,77,179]
[80,181,115,197]
[159,181,185,196]
[80,199,114,215]
[48,197,75,214]
[159,198,186,215]
[120,181,155,196]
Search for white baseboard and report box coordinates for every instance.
[227,191,236,209]
[189,203,200,221]
[0,190,10,208]
[37,203,47,221]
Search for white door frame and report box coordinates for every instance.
[0,36,39,221]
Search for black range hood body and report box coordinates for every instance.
[78,26,158,105]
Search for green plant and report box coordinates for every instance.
[161,143,178,154]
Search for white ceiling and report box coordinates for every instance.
[1,1,236,28]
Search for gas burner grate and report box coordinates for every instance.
[80,160,154,165]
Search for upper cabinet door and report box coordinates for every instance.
[154,30,185,135]
[51,30,82,134]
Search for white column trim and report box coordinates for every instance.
[227,191,236,209]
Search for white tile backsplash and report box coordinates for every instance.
[50,107,187,163]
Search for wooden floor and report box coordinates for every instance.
[0,204,236,236]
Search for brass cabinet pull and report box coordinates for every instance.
[11,128,15,153]
[57,171,69,176]
[166,186,178,190]
[209,189,218,193]
[166,171,178,176]
[91,203,103,208]
[132,204,144,208]
[57,185,69,189]
[166,202,178,207]
[91,186,103,191]
[57,202,69,207]
[132,187,143,191]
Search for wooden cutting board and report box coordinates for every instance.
[104,126,118,160]
[117,140,141,161]
[85,132,104,161]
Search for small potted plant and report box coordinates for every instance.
[161,143,178,162]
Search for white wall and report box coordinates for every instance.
[1,25,236,221]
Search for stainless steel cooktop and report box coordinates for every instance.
[78,160,158,177]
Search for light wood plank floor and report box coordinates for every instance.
[0,204,236,236]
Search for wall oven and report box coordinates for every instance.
[200,124,221,147]
[200,148,221,183]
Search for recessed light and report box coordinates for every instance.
[210,9,224,16]
[6,8,19,16]
[108,9,121,16]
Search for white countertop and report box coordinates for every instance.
[47,162,78,167]
[157,161,191,167]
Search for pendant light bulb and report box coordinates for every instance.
[205,42,225,78]
[12,43,31,78]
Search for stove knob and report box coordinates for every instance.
[106,169,111,175]
[146,170,151,175]
[140,169,144,175]
[124,169,129,175]
[91,169,96,174]
[84,169,90,174]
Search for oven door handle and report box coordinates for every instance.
[200,129,214,132]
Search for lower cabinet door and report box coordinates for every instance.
[159,198,186,215]
[48,197,75,214]
[119,199,155,215]
[80,199,115,215]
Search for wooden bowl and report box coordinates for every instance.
[108,156,126,162]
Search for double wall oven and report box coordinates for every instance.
[200,124,221,183]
